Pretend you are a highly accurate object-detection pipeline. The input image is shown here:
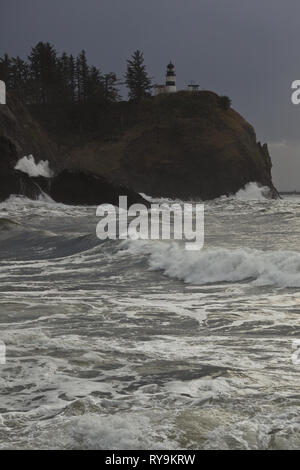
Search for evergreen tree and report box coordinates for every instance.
[103,73,121,103]
[28,41,58,104]
[125,50,152,102]
[68,55,76,103]
[219,95,232,111]
[10,56,30,101]
[86,66,105,103]
[57,52,70,103]
[76,50,89,103]
[57,52,77,103]
[1,44,121,107]
[0,54,12,88]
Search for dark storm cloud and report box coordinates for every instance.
[1,0,300,189]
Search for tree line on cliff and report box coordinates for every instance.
[0,42,152,105]
[0,42,231,143]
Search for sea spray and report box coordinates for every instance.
[235,182,271,201]
[15,155,54,178]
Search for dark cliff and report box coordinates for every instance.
[1,91,278,200]
[0,92,57,173]
[113,92,278,199]
[0,94,148,206]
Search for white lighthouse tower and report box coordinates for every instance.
[154,61,177,95]
[165,62,176,93]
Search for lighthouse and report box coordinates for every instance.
[165,62,176,93]
[154,62,177,95]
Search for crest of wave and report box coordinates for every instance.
[123,241,300,288]
[14,155,54,178]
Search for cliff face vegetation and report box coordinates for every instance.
[1,90,278,200]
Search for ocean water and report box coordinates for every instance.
[0,186,300,450]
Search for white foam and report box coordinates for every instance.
[37,191,55,203]
[123,241,300,287]
[15,155,54,178]
[68,412,178,450]
[141,183,270,204]
[139,192,183,204]
[234,182,271,201]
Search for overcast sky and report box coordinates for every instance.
[1,0,300,190]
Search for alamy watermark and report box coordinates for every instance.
[0,80,6,105]
[96,196,204,250]
[291,81,300,105]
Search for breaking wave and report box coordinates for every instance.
[124,241,300,287]
[141,182,271,205]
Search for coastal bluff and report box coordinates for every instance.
[1,90,279,201]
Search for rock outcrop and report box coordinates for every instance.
[113,92,278,199]
[34,91,278,200]
[0,145,149,207]
[0,92,57,168]
[0,135,45,201]
[1,91,279,201]
[0,96,149,206]
[0,165,149,207]
[0,169,43,202]
[49,169,149,206]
